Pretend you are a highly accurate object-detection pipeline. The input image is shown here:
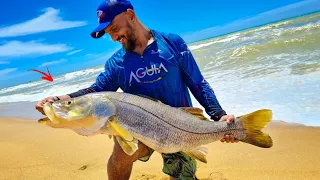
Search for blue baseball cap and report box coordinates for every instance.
[91,0,134,39]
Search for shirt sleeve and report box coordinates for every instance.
[171,34,227,121]
[67,58,119,98]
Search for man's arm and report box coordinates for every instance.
[171,34,238,143]
[171,34,226,121]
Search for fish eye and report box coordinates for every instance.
[65,101,72,106]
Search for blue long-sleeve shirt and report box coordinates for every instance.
[68,29,226,120]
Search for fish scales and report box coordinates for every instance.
[105,92,246,153]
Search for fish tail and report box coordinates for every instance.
[239,109,273,148]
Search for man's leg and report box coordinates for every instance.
[107,139,150,180]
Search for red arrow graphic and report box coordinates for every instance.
[28,65,54,82]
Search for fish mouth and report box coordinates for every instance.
[43,102,59,124]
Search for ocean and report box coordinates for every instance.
[0,12,319,126]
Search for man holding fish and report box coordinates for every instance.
[35,0,240,179]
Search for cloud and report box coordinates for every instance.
[0,61,9,64]
[39,58,67,67]
[0,68,17,77]
[0,7,87,38]
[67,49,83,56]
[85,53,93,57]
[0,40,72,57]
[183,0,320,42]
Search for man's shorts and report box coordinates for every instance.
[139,148,198,180]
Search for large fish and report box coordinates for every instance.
[39,92,273,163]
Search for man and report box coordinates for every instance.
[36,0,238,179]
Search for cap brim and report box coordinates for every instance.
[90,22,111,39]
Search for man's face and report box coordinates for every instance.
[104,12,137,52]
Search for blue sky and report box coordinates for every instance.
[0,0,319,88]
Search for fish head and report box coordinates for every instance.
[40,94,117,131]
[42,95,93,125]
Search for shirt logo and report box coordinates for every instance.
[129,63,168,86]
[151,49,161,54]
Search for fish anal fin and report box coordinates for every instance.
[183,147,208,163]
[115,136,139,156]
[238,109,273,148]
[108,116,134,141]
[179,107,209,121]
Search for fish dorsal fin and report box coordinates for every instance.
[183,146,208,163]
[108,116,134,141]
[115,136,139,156]
[136,94,162,103]
[179,107,209,120]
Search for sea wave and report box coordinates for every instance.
[0,81,95,103]
[189,35,239,50]
[0,66,105,103]
[61,67,104,81]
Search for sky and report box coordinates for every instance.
[0,0,319,89]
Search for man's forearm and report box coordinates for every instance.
[55,95,71,101]
[188,80,226,121]
[67,87,97,98]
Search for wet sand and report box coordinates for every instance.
[0,118,319,180]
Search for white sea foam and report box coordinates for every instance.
[0,67,105,103]
[0,81,95,103]
[61,67,104,81]
[189,35,239,50]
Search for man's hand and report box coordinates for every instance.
[219,114,239,143]
[35,95,71,115]
[35,96,58,115]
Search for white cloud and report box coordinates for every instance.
[0,41,72,57]
[39,59,67,67]
[67,49,83,56]
[85,53,93,57]
[0,7,87,38]
[0,61,9,64]
[0,68,17,77]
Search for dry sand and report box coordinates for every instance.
[0,118,319,180]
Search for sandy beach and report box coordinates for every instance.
[0,117,319,180]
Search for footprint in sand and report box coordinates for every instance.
[198,171,227,180]
[78,165,88,170]
[133,173,161,180]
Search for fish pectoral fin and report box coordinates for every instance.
[238,109,273,148]
[115,136,139,156]
[179,107,209,120]
[183,146,208,163]
[108,116,134,141]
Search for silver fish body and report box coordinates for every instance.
[105,92,246,153]
[40,91,273,159]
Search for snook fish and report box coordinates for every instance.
[39,92,273,163]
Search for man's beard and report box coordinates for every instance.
[123,24,137,52]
